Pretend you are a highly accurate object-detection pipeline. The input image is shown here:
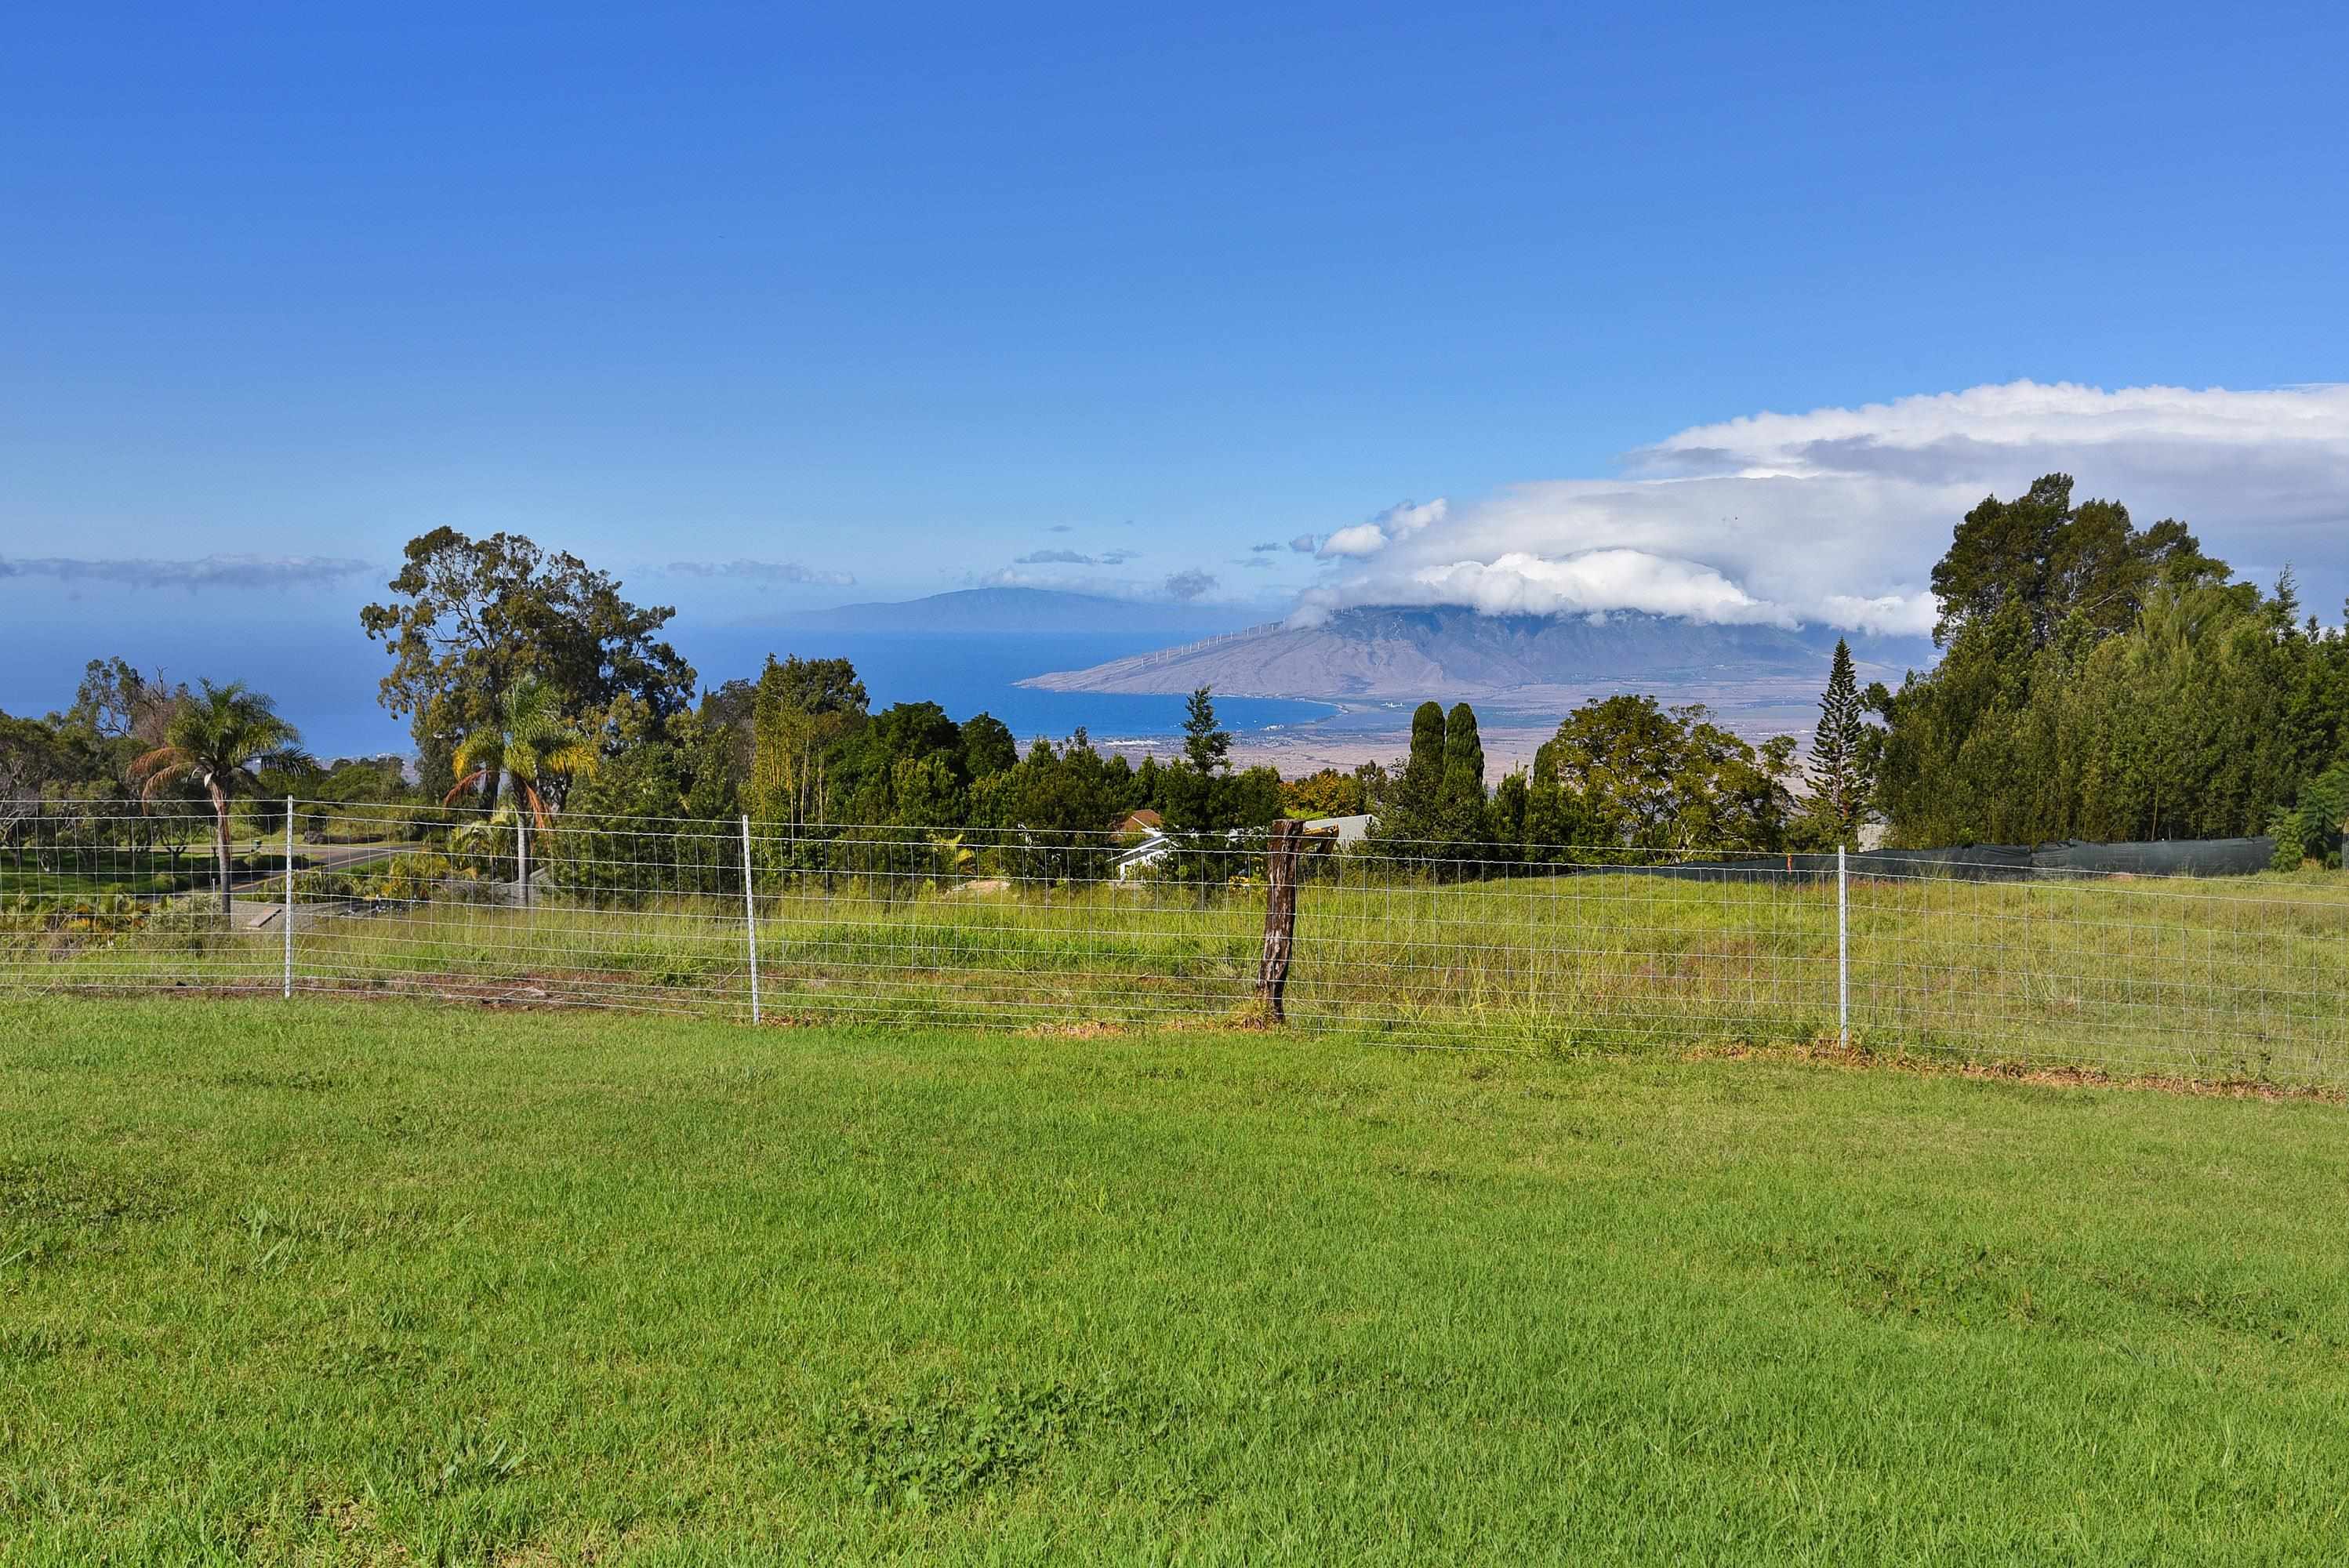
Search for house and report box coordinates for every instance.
[1113,808,1164,835]
[1302,814,1374,848]
[1113,829,1171,880]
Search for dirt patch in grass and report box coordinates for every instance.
[1018,1019,1127,1039]
[1687,1037,2349,1104]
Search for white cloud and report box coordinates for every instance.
[1406,550,1785,624]
[666,558,855,586]
[1317,524,1389,559]
[1374,498,1447,535]
[1298,381,2349,633]
[0,553,374,591]
[1309,499,1450,563]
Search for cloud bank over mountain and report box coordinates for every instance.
[1296,381,2349,634]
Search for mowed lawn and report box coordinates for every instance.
[3,1003,2347,1565]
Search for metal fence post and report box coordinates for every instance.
[1836,842,1849,1049]
[516,807,529,913]
[741,814,761,1025]
[282,797,294,1000]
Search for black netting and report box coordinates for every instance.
[1603,837,2277,884]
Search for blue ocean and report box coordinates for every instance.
[682,628,1332,749]
[3,618,1329,760]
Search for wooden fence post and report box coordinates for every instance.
[1256,818,1305,1023]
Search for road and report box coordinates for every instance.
[230,839,417,892]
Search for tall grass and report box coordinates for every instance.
[7,855,2347,1083]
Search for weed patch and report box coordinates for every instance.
[813,1380,1174,1510]
[0,1157,178,1230]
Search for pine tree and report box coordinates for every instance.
[1181,687,1230,777]
[1809,639,1868,840]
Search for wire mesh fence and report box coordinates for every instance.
[5,798,2346,1083]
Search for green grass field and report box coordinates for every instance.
[5,998,2347,1563]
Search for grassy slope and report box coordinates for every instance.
[3,1000,2347,1565]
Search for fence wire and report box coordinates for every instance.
[4,800,2345,1083]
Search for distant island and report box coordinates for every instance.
[780,586,1258,639]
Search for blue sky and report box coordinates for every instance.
[5,2,2347,721]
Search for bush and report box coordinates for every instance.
[2267,764,2349,870]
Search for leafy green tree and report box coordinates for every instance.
[2268,763,2349,870]
[1930,474,2226,648]
[35,659,189,800]
[889,753,968,829]
[1,710,85,833]
[1281,766,1368,818]
[957,713,1018,782]
[695,677,763,797]
[550,727,739,904]
[127,681,305,917]
[361,528,694,791]
[748,655,867,833]
[1541,695,1792,855]
[1000,734,1124,884]
[1875,568,2320,847]
[1222,765,1286,829]
[834,702,966,825]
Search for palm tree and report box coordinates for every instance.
[128,681,304,920]
[442,675,595,905]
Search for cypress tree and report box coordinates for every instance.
[1385,700,1447,847]
[1440,701,1488,864]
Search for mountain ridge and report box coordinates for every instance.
[1018,605,1935,709]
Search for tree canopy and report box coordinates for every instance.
[360,528,695,789]
[1930,474,2226,648]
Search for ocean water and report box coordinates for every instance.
[2,618,1328,760]
[682,629,1333,748]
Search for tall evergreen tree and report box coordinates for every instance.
[1808,639,1869,841]
[1523,738,1581,862]
[1439,701,1489,862]
[1383,700,1447,843]
[1180,687,1230,777]
[1163,688,1240,891]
